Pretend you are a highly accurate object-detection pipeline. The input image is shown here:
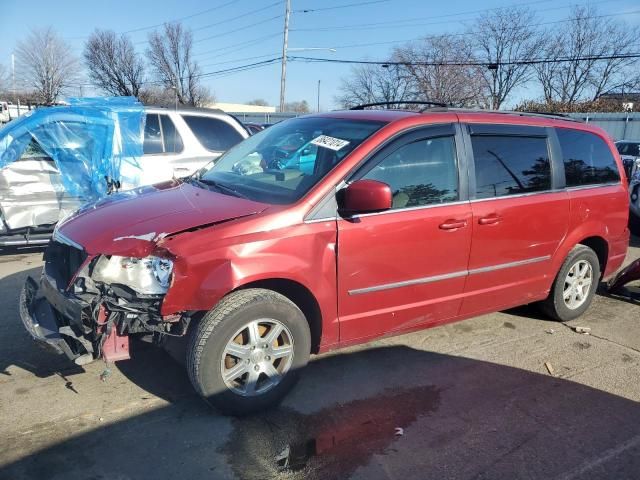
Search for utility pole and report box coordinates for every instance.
[279,0,291,112]
[317,80,321,112]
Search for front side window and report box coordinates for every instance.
[197,117,385,204]
[363,136,458,209]
[558,129,620,187]
[182,115,244,152]
[472,135,551,199]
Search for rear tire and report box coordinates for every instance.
[541,245,600,322]
[187,288,311,416]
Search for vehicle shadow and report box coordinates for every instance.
[0,265,86,379]
[2,342,640,480]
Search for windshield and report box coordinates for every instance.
[197,117,385,204]
[617,142,640,157]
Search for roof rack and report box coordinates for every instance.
[420,107,583,123]
[349,101,448,110]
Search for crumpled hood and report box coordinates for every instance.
[58,180,267,256]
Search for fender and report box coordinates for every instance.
[160,220,339,345]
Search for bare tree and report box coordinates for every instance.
[0,64,8,94]
[535,6,640,104]
[336,60,414,108]
[469,7,542,109]
[394,35,485,107]
[283,100,310,113]
[147,22,211,106]
[15,27,79,104]
[84,30,145,97]
[247,98,269,106]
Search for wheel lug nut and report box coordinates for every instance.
[266,356,271,361]
[254,365,260,371]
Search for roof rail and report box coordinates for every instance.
[420,107,583,123]
[350,101,448,110]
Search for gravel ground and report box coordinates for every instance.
[0,241,639,480]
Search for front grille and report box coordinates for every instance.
[44,240,88,289]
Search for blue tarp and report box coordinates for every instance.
[0,96,144,201]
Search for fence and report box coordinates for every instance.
[567,113,640,141]
[228,112,299,125]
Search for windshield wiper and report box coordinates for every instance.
[195,178,249,199]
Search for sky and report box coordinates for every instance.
[1,0,639,110]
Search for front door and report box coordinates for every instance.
[337,125,472,343]
[460,124,569,315]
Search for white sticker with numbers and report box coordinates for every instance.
[310,135,350,151]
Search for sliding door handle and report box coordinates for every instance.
[439,219,467,230]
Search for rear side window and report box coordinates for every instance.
[143,114,163,154]
[182,115,244,152]
[471,136,551,199]
[557,129,620,187]
[143,114,184,154]
[160,115,183,153]
[363,136,459,209]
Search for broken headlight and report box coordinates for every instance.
[91,255,174,295]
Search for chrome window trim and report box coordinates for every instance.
[348,255,551,296]
[469,189,557,203]
[565,182,622,192]
[347,200,470,220]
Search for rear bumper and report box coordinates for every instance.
[19,275,94,365]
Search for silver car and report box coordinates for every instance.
[0,107,249,246]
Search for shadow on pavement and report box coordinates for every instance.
[2,342,640,480]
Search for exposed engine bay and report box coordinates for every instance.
[23,237,188,366]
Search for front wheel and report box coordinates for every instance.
[541,245,600,322]
[187,288,311,415]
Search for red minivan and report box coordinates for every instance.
[21,106,629,414]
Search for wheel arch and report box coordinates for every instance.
[234,278,323,354]
[577,235,608,278]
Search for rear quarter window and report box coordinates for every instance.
[182,115,244,152]
[556,129,620,187]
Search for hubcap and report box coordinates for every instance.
[220,319,294,397]
[563,260,593,310]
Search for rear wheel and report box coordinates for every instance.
[187,288,311,415]
[541,245,600,322]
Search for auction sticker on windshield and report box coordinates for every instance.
[311,135,350,151]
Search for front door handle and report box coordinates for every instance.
[439,219,467,230]
[478,214,502,225]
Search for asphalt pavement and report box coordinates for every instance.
[0,241,639,480]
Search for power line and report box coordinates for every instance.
[193,14,283,44]
[289,52,640,67]
[65,0,240,40]
[194,32,282,58]
[292,0,627,32]
[191,1,282,33]
[294,0,390,13]
[198,52,281,70]
[290,6,640,50]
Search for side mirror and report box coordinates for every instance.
[341,179,392,214]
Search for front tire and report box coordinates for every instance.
[541,245,600,322]
[187,288,311,416]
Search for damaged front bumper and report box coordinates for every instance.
[20,274,97,365]
[19,239,190,366]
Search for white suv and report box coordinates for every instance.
[0,107,249,246]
